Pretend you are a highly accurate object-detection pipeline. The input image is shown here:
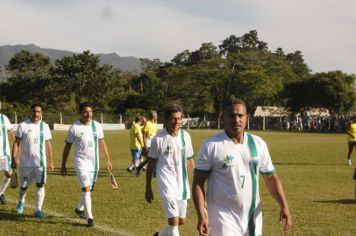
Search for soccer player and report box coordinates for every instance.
[145,104,194,236]
[11,104,53,218]
[61,102,112,227]
[192,98,292,236]
[0,110,14,205]
[135,110,158,176]
[127,115,144,173]
[354,166,356,200]
[346,116,356,166]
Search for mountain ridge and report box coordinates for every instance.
[0,44,142,72]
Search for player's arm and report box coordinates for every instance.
[99,139,112,172]
[187,159,195,177]
[145,157,157,203]
[11,138,21,169]
[46,141,54,172]
[136,132,144,148]
[192,171,210,236]
[262,174,292,232]
[7,130,15,142]
[61,142,72,176]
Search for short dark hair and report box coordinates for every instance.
[134,115,141,123]
[164,104,183,121]
[31,103,42,110]
[79,102,93,112]
[221,98,246,114]
[147,110,157,119]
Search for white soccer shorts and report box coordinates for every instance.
[19,166,46,187]
[0,155,11,172]
[161,197,187,219]
[76,170,96,189]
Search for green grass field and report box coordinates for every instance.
[0,130,355,235]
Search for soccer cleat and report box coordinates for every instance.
[126,167,132,173]
[16,201,24,214]
[348,159,352,166]
[153,232,159,236]
[86,218,94,227]
[75,208,86,219]
[34,210,45,218]
[0,194,7,205]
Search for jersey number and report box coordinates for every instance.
[240,175,245,188]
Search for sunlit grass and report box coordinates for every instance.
[0,130,355,235]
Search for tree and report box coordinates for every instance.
[49,50,121,112]
[285,51,311,80]
[285,71,355,114]
[2,50,51,104]
[219,30,268,56]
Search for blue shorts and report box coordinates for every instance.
[348,142,356,148]
[131,149,142,160]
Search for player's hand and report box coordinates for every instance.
[48,163,54,172]
[142,147,148,156]
[197,216,209,236]
[145,187,154,203]
[280,206,292,232]
[60,166,67,176]
[107,161,113,172]
[11,158,17,169]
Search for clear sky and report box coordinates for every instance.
[1,0,355,74]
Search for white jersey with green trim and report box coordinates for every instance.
[0,114,13,158]
[195,131,275,236]
[66,120,104,172]
[148,129,194,200]
[16,119,52,168]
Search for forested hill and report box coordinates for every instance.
[0,44,142,72]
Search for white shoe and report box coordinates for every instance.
[348,159,352,166]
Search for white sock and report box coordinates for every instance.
[83,191,93,219]
[158,226,168,236]
[35,187,45,211]
[77,193,85,211]
[0,176,10,195]
[166,225,179,236]
[19,188,28,203]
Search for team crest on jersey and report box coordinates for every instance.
[222,155,234,168]
[80,132,84,136]
[164,145,173,155]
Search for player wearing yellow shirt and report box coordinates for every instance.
[127,116,144,173]
[135,110,158,176]
[346,117,356,166]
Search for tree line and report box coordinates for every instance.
[0,30,355,121]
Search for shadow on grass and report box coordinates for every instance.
[314,199,356,205]
[274,162,344,166]
[50,168,139,178]
[0,210,31,222]
[0,209,89,228]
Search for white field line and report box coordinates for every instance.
[7,198,136,236]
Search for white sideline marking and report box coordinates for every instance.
[8,198,135,236]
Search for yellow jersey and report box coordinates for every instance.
[143,121,158,139]
[347,122,356,142]
[130,123,143,150]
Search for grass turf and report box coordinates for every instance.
[0,130,355,235]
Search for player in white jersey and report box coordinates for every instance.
[0,111,14,205]
[61,102,113,227]
[145,104,194,236]
[193,99,292,236]
[11,104,53,218]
